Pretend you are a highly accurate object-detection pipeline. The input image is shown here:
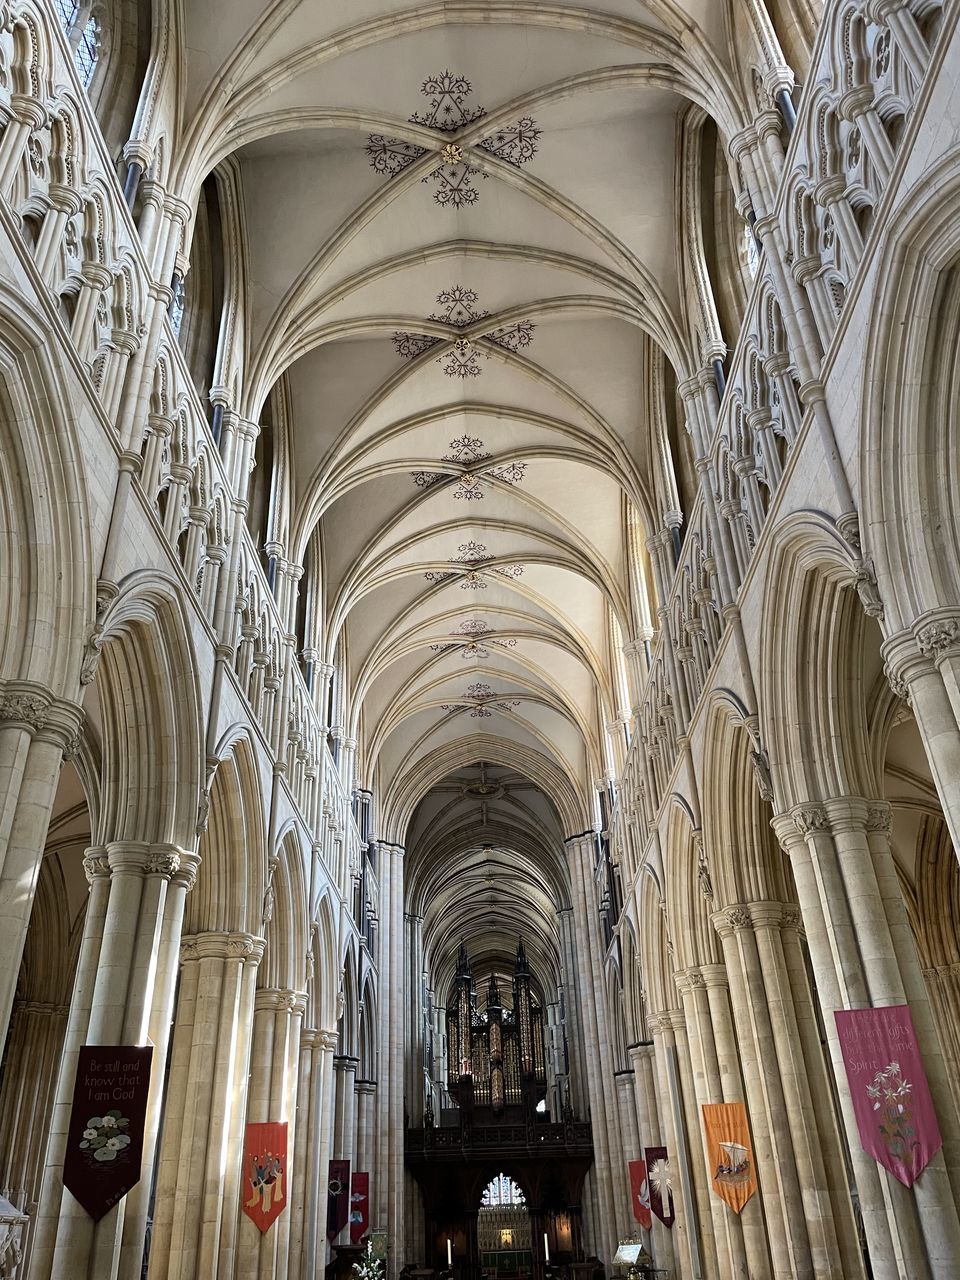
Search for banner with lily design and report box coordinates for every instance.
[62,1045,153,1220]
[835,1005,942,1186]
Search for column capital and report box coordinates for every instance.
[255,987,306,1014]
[179,930,265,963]
[317,1028,340,1051]
[355,1078,378,1095]
[712,904,753,937]
[103,842,196,881]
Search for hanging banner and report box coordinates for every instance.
[62,1044,154,1221]
[644,1147,675,1228]
[702,1102,757,1214]
[242,1122,288,1232]
[835,1005,942,1187]
[350,1171,370,1243]
[628,1159,651,1229]
[327,1158,351,1240]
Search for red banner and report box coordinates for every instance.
[645,1147,675,1228]
[835,1005,942,1187]
[628,1158,651,1229]
[242,1122,288,1232]
[327,1158,350,1240]
[350,1171,370,1243]
[62,1044,154,1221]
[702,1102,757,1214]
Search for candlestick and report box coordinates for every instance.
[447,1237,452,1267]
[544,1232,550,1262]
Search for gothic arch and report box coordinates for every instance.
[0,290,92,697]
[185,731,268,936]
[862,147,960,630]
[89,573,203,848]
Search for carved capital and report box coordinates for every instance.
[793,804,829,836]
[865,803,892,835]
[917,618,960,660]
[83,849,111,882]
[0,690,48,732]
[715,904,752,935]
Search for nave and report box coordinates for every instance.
[0,1,959,1278]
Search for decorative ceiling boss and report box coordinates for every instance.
[424,542,525,590]
[393,285,536,378]
[366,71,541,209]
[412,435,527,500]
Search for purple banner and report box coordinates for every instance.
[835,1005,942,1187]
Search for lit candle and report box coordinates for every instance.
[447,1238,452,1267]
[544,1233,550,1263]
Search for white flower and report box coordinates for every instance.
[83,1128,98,1140]
[101,1114,118,1128]
[106,1137,122,1150]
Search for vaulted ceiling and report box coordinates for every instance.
[175,1,753,981]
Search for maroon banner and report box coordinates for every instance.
[350,1171,370,1243]
[628,1158,651,1229]
[62,1045,154,1221]
[242,1122,288,1232]
[645,1147,675,1228]
[327,1158,351,1240]
[835,1005,942,1186]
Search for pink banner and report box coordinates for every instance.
[835,1005,941,1187]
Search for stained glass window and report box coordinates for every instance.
[481,1174,525,1207]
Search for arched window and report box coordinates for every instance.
[54,3,102,89]
[481,1174,525,1207]
[744,222,761,281]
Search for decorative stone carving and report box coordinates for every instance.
[917,618,960,658]
[145,852,181,877]
[724,905,753,932]
[794,805,829,835]
[865,804,892,834]
[781,906,804,933]
[0,692,48,731]
[750,746,774,802]
[885,664,911,704]
[83,851,110,882]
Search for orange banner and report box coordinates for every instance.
[702,1102,757,1214]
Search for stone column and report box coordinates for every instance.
[305,1029,339,1277]
[713,905,814,1279]
[147,931,264,1280]
[377,843,405,1271]
[0,687,82,1049]
[31,844,198,1280]
[565,835,625,1247]
[355,1080,377,1181]
[628,1043,676,1276]
[884,614,960,861]
[675,967,761,1280]
[660,1009,714,1280]
[235,988,306,1280]
[289,1030,319,1278]
[332,1056,359,1246]
[777,801,960,1279]
[0,999,68,1247]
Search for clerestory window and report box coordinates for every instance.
[54,3,101,89]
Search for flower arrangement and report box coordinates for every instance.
[79,1110,132,1163]
[352,1240,384,1280]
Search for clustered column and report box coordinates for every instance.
[147,930,264,1280]
[774,797,960,1280]
[31,842,198,1280]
